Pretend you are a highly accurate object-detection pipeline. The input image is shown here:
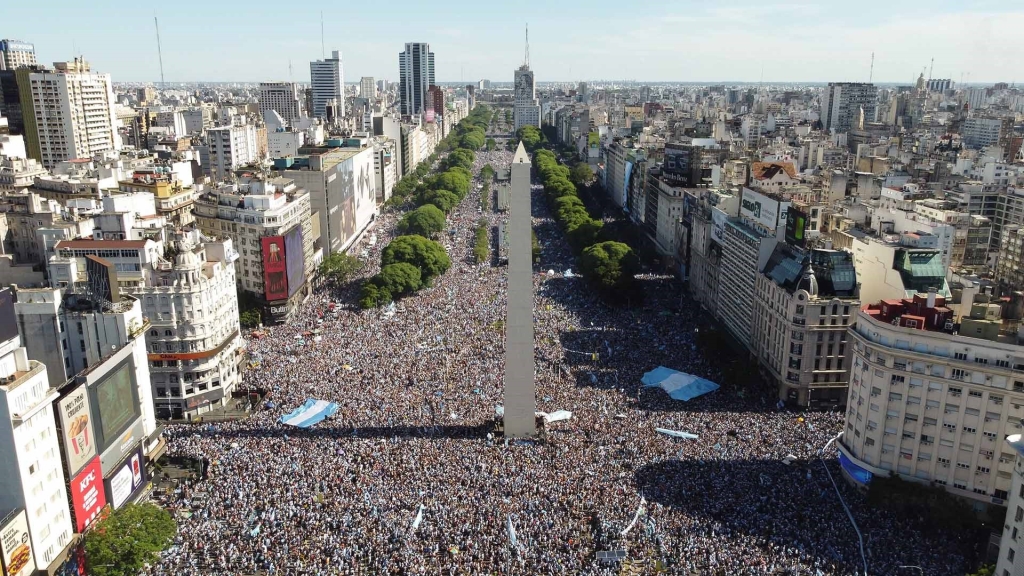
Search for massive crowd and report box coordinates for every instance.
[147,143,975,575]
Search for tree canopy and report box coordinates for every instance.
[570,162,594,187]
[444,149,474,171]
[84,504,177,576]
[381,235,451,283]
[580,241,640,296]
[319,251,364,284]
[420,189,461,213]
[398,204,446,237]
[517,125,543,152]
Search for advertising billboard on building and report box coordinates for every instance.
[284,226,304,297]
[662,143,696,186]
[69,456,106,532]
[710,209,727,245]
[785,207,809,248]
[104,446,146,510]
[261,236,288,301]
[57,383,96,476]
[740,187,790,232]
[0,288,17,346]
[89,358,141,453]
[0,511,33,576]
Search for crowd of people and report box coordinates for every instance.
[147,142,975,575]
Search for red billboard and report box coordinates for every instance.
[69,456,105,532]
[261,236,288,301]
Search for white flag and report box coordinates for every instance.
[410,504,425,532]
[620,496,647,536]
[507,515,518,547]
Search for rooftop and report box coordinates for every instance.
[55,239,149,250]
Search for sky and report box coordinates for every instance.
[2,0,1022,85]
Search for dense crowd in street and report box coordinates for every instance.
[147,142,975,575]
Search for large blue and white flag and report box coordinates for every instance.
[280,399,339,428]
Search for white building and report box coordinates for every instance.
[154,110,187,138]
[258,82,303,123]
[841,294,1024,507]
[372,137,397,205]
[310,51,344,120]
[0,39,37,70]
[360,76,376,100]
[398,43,435,117]
[822,82,877,134]
[963,117,1008,150]
[513,66,541,131]
[207,123,259,180]
[193,176,313,323]
[0,288,75,574]
[997,434,1024,576]
[28,59,120,168]
[268,128,305,158]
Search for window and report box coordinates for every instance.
[949,387,962,397]
[978,466,990,474]
[943,422,957,431]
[964,427,977,434]
[920,434,933,444]
[969,390,983,398]
[957,462,971,470]
[889,392,903,401]
[996,360,1010,369]
[992,395,1004,405]
[955,352,968,360]
[1008,548,1015,562]
[938,457,951,465]
[952,369,967,380]
[945,404,960,414]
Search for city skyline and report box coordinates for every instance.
[2,0,1022,84]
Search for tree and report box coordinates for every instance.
[517,125,542,151]
[359,282,391,309]
[967,566,995,576]
[480,164,495,181]
[420,189,460,213]
[445,149,474,171]
[434,170,471,197]
[570,162,594,187]
[580,241,640,296]
[239,309,262,328]
[84,504,177,576]
[319,252,364,284]
[381,235,451,282]
[567,218,604,252]
[486,138,496,151]
[473,220,490,264]
[373,263,422,297]
[398,204,446,237]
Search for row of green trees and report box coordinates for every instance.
[473,219,490,263]
[533,146,640,298]
[359,106,494,308]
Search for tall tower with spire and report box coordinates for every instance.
[513,24,540,131]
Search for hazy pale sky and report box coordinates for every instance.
[2,0,1021,84]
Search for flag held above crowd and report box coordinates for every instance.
[641,367,720,401]
[279,399,340,428]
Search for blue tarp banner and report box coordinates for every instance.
[839,451,873,485]
[641,367,720,401]
[279,398,339,428]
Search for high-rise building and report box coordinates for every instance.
[206,123,259,180]
[0,39,36,71]
[822,82,877,134]
[360,76,376,100]
[310,51,344,121]
[0,287,76,574]
[513,28,540,131]
[258,82,303,123]
[27,58,119,168]
[427,85,445,119]
[399,43,435,116]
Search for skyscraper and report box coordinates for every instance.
[398,43,435,117]
[310,50,344,120]
[258,82,303,122]
[359,76,376,100]
[513,27,540,131]
[27,58,119,168]
[822,82,876,134]
[0,39,36,71]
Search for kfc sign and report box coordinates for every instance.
[70,456,106,532]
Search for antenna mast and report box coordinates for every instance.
[869,52,874,83]
[320,12,325,59]
[524,24,530,68]
[928,57,934,82]
[154,16,166,88]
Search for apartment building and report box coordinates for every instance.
[717,219,763,351]
[841,294,1024,507]
[206,123,259,181]
[258,82,303,123]
[996,434,1024,576]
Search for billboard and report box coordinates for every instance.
[662,143,696,186]
[740,187,790,232]
[284,226,304,297]
[710,209,727,245]
[0,288,16,346]
[104,446,146,510]
[57,383,96,476]
[69,456,106,532]
[0,511,33,576]
[839,451,873,485]
[261,236,288,301]
[785,207,809,248]
[91,359,140,452]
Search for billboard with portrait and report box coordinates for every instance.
[103,446,146,510]
[57,383,96,476]
[69,456,106,532]
[261,236,288,301]
[740,187,790,232]
[0,510,33,576]
[710,209,727,245]
[91,359,140,452]
[284,226,304,297]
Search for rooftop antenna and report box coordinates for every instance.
[320,11,325,59]
[524,24,530,68]
[289,59,293,81]
[868,52,874,83]
[154,16,166,88]
[928,57,934,82]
